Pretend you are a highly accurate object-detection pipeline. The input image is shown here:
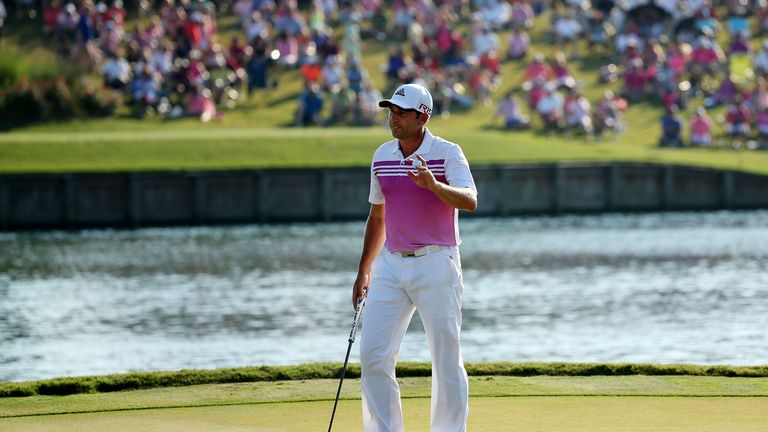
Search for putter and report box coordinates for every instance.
[328,288,367,432]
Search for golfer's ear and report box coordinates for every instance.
[419,112,430,124]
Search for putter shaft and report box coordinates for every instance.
[328,292,366,432]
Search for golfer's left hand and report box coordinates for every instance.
[407,155,437,190]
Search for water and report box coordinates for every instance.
[2,211,768,382]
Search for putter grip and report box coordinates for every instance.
[348,289,367,343]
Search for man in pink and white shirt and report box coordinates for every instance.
[352,83,477,432]
[689,106,712,147]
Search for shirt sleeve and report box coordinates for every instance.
[445,144,477,191]
[368,163,385,204]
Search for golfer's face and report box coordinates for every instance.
[388,106,422,139]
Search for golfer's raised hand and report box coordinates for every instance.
[352,272,368,309]
[406,155,436,190]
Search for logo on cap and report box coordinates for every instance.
[395,87,406,97]
[419,103,432,115]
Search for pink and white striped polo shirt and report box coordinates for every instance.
[368,128,476,252]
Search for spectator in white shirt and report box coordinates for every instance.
[564,86,594,138]
[481,0,511,30]
[103,52,131,90]
[536,82,564,134]
[472,26,500,58]
[232,0,253,29]
[755,40,768,77]
[0,0,6,45]
[320,54,344,91]
[246,11,270,43]
[554,12,582,56]
[149,40,174,77]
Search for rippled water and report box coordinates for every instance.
[2,211,768,382]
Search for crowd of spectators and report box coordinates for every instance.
[487,0,768,149]
[3,0,768,149]
[26,0,240,121]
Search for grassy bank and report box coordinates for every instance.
[3,362,768,398]
[3,124,768,174]
[2,375,768,431]
[5,375,768,417]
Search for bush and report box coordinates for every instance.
[0,47,23,89]
[37,378,96,396]
[40,79,79,120]
[0,43,79,90]
[0,59,19,89]
[0,384,37,398]
[78,86,120,117]
[4,362,768,398]
[0,79,118,129]
[0,80,45,128]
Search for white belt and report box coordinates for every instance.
[389,245,451,258]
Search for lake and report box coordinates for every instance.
[1,211,767,382]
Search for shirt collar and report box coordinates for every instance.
[389,127,434,159]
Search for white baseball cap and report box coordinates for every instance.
[379,83,433,115]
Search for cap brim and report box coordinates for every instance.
[379,100,408,109]
[378,100,420,111]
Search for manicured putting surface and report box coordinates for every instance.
[2,396,768,432]
[3,376,768,431]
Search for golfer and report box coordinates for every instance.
[353,83,477,432]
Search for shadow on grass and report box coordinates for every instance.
[267,91,301,107]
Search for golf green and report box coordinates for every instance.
[2,376,767,431]
[2,396,767,431]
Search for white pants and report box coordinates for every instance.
[360,247,469,432]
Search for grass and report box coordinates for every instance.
[3,362,768,398]
[1,376,767,431]
[3,397,768,432]
[3,123,768,174]
[2,13,768,174]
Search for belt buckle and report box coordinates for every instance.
[406,245,430,257]
[396,245,440,258]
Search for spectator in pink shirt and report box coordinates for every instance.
[524,52,553,83]
[725,98,751,137]
[552,51,573,88]
[689,107,712,147]
[525,78,546,110]
[667,40,689,79]
[506,27,529,60]
[622,58,648,102]
[690,36,724,77]
[755,107,768,139]
[275,30,299,68]
[493,89,530,130]
[511,1,534,30]
[186,85,220,122]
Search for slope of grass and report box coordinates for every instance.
[3,362,768,398]
[3,375,768,418]
[2,122,768,174]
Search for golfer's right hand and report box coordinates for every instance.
[352,273,369,309]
